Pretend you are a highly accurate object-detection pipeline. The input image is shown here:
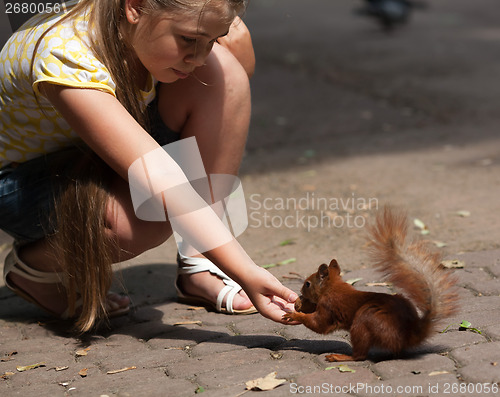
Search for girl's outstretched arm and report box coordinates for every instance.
[40,83,298,323]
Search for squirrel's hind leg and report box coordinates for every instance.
[325,353,356,362]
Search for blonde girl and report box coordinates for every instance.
[0,0,298,332]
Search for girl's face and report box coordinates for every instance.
[127,4,234,83]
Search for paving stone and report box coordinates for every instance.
[61,368,195,397]
[357,373,459,397]
[458,361,500,384]
[111,262,177,307]
[190,334,286,357]
[261,349,320,379]
[372,353,456,380]
[195,359,297,390]
[231,315,285,336]
[281,323,350,341]
[454,297,500,328]
[450,341,500,367]
[165,347,270,378]
[454,250,500,270]
[0,381,65,397]
[102,347,187,373]
[415,329,486,353]
[146,324,232,350]
[0,296,50,320]
[456,268,500,296]
[483,324,500,341]
[294,366,378,395]
[489,263,500,278]
[110,321,179,341]
[282,337,354,357]
[200,383,253,397]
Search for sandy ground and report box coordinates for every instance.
[1,0,499,293]
[231,0,500,280]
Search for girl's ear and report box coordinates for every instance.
[124,0,144,24]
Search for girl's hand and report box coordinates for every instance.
[241,266,300,324]
[217,16,255,78]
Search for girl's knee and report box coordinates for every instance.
[157,45,250,131]
[106,177,172,258]
[106,214,172,258]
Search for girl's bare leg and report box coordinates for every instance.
[6,174,173,317]
[7,45,251,315]
[156,44,253,310]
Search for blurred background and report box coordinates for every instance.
[1,0,499,275]
[237,0,500,272]
[242,0,499,170]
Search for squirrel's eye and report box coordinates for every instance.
[304,281,311,288]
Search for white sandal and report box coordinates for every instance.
[175,253,257,315]
[3,243,129,319]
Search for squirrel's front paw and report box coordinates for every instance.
[282,312,297,323]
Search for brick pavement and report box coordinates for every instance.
[1,0,500,395]
[1,240,499,397]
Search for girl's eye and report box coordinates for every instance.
[181,36,197,44]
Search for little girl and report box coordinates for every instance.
[0,0,297,332]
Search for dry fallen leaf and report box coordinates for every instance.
[78,368,88,377]
[1,371,15,379]
[173,320,202,326]
[1,351,17,362]
[456,210,471,218]
[16,362,46,372]
[245,372,286,391]
[365,282,392,287]
[413,218,430,235]
[107,366,137,375]
[326,364,356,373]
[75,347,91,356]
[440,259,465,269]
[56,366,69,371]
[346,278,362,286]
[429,370,450,376]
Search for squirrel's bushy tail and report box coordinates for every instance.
[368,207,459,345]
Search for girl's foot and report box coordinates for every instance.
[176,254,257,314]
[7,270,130,317]
[4,244,130,319]
[177,270,253,311]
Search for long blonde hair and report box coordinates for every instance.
[32,0,248,128]
[28,0,248,333]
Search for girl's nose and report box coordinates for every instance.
[185,53,206,67]
[185,45,212,67]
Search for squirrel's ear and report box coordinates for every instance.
[318,263,329,280]
[329,259,341,275]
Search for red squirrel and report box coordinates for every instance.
[283,207,459,362]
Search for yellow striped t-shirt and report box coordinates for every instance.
[0,5,155,168]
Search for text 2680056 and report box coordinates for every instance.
[5,2,64,15]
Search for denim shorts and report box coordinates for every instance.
[0,95,180,242]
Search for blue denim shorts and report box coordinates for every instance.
[0,96,180,243]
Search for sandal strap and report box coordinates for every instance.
[216,284,240,313]
[177,253,242,314]
[4,243,65,287]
